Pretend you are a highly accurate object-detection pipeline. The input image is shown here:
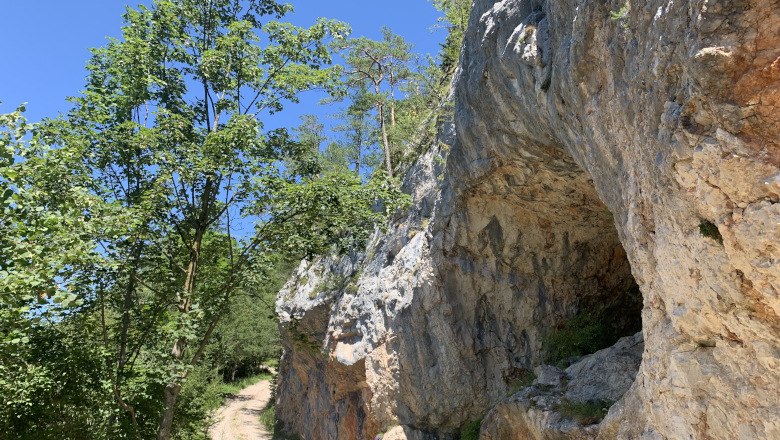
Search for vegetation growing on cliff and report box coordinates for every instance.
[556,399,613,425]
[699,220,723,244]
[459,420,483,440]
[544,313,620,366]
[0,0,466,438]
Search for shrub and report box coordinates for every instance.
[172,366,224,440]
[699,220,723,244]
[459,419,482,440]
[260,405,276,432]
[609,2,630,21]
[544,313,615,366]
[557,399,613,425]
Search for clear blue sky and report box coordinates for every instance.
[0,0,446,129]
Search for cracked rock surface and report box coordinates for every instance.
[274,0,780,439]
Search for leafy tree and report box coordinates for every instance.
[1,1,406,439]
[325,83,380,176]
[291,114,326,175]
[341,27,414,178]
[204,259,292,382]
[431,0,472,73]
[386,56,448,168]
[0,106,110,438]
[380,27,414,130]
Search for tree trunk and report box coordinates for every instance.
[156,188,210,440]
[113,241,144,439]
[378,102,393,178]
[354,147,361,178]
[355,122,362,178]
[157,383,181,440]
[389,78,397,128]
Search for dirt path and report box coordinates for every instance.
[209,380,272,440]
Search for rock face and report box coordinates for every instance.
[275,0,780,439]
[480,332,644,440]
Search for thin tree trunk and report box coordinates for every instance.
[389,76,397,128]
[354,144,361,178]
[113,241,143,439]
[378,101,393,178]
[118,242,143,371]
[156,235,203,440]
[354,115,363,178]
[157,178,214,440]
[156,242,200,440]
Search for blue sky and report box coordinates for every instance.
[0,0,447,130]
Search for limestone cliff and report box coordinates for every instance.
[275,0,780,439]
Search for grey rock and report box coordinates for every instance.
[535,365,565,388]
[275,0,780,439]
[480,334,644,439]
[565,333,643,403]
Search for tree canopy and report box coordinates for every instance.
[1,1,406,439]
[0,0,471,438]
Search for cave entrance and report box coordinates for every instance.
[452,159,643,371]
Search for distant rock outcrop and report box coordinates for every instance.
[275,0,780,438]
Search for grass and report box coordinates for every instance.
[544,313,617,366]
[259,403,303,440]
[557,399,613,425]
[459,420,482,440]
[216,373,273,397]
[699,220,723,244]
[259,404,276,432]
[192,371,274,431]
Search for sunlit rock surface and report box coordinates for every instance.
[275,0,779,438]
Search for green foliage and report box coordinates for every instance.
[324,83,381,176]
[169,369,269,440]
[345,282,360,295]
[170,367,223,440]
[505,369,536,397]
[259,404,276,433]
[0,1,407,439]
[215,373,272,396]
[1,0,456,437]
[459,419,482,440]
[265,169,409,256]
[340,27,414,178]
[557,399,613,425]
[321,0,471,181]
[291,115,327,176]
[431,0,472,73]
[610,1,630,29]
[0,106,113,439]
[0,317,116,440]
[699,220,723,244]
[204,261,290,382]
[544,313,617,366]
